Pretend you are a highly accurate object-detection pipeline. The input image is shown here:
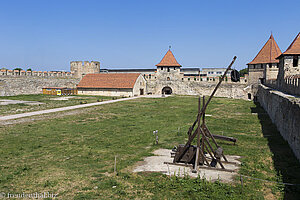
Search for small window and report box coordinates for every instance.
[174,67,176,70]
[161,67,163,70]
[167,77,170,81]
[188,78,190,81]
[293,56,298,67]
[269,63,272,68]
[167,67,170,72]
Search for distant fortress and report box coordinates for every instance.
[1,33,299,98]
[71,49,249,98]
[0,50,249,98]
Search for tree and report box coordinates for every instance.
[13,67,23,71]
[1,67,7,70]
[239,68,248,77]
[27,68,32,71]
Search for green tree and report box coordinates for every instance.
[27,68,32,71]
[239,68,248,77]
[13,67,23,71]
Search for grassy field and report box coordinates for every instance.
[0,94,119,116]
[0,96,299,199]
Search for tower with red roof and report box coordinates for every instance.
[276,32,300,88]
[247,34,282,85]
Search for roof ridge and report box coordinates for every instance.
[248,34,282,65]
[270,35,273,63]
[282,32,300,55]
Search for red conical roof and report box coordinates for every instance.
[248,34,282,64]
[156,49,181,67]
[282,32,300,55]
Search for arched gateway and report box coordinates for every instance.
[162,86,172,94]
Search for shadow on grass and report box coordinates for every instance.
[251,102,300,200]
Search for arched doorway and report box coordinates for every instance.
[162,86,172,94]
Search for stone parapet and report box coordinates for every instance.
[0,70,74,78]
[257,84,300,161]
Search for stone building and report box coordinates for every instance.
[276,32,300,95]
[74,49,248,98]
[144,49,247,96]
[201,68,232,81]
[247,34,282,85]
[77,73,146,97]
[70,61,100,79]
[153,49,184,94]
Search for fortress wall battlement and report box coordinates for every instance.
[0,70,75,78]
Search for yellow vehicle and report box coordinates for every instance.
[42,87,78,95]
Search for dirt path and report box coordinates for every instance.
[0,96,140,121]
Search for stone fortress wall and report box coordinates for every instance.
[0,76,80,96]
[257,84,300,161]
[147,79,249,99]
[0,62,250,98]
[0,69,79,96]
[0,68,80,96]
[0,61,100,96]
[253,33,300,161]
[144,66,249,99]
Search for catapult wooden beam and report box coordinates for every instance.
[174,56,237,164]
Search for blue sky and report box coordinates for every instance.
[0,0,299,71]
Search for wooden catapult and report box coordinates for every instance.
[165,56,237,173]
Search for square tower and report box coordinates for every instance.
[247,34,282,85]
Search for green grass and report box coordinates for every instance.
[0,96,299,199]
[0,94,120,116]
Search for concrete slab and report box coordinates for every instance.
[0,99,44,105]
[133,149,241,183]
